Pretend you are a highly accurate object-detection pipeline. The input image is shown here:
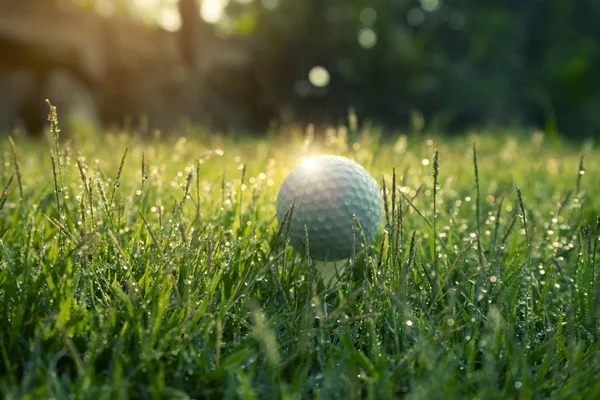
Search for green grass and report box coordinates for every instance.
[1,117,599,399]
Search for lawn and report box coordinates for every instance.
[1,113,599,399]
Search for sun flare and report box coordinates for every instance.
[125,0,228,28]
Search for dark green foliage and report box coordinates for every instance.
[228,0,600,136]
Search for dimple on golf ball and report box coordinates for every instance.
[276,155,383,261]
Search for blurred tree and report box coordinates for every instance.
[179,0,202,67]
[217,0,600,136]
[18,0,597,137]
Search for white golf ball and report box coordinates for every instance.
[276,155,382,261]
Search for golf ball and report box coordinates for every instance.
[276,155,382,261]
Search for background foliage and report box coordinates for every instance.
[224,0,600,137]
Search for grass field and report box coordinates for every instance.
[1,112,599,399]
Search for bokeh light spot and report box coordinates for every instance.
[407,8,425,26]
[157,6,181,32]
[358,28,377,49]
[308,66,330,87]
[360,8,377,26]
[420,0,441,13]
[294,80,312,97]
[202,0,229,23]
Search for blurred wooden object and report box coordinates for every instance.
[0,0,278,136]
